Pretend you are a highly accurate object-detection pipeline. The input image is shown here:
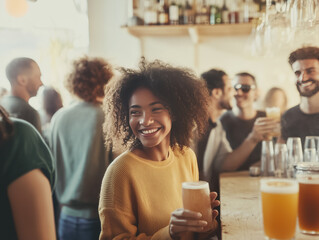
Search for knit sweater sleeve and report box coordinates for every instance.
[99,207,171,240]
[98,153,173,240]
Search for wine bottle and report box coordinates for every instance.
[169,0,179,25]
[183,0,195,24]
[158,0,169,25]
[221,0,229,24]
[144,0,158,25]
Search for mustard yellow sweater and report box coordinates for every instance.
[98,147,199,240]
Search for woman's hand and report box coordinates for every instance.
[169,209,207,239]
[169,192,220,239]
[209,191,220,231]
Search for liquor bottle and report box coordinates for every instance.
[127,0,144,26]
[228,0,239,24]
[238,0,244,23]
[196,0,210,24]
[144,0,158,25]
[242,0,259,23]
[158,0,169,25]
[183,0,195,24]
[210,3,217,24]
[169,0,179,25]
[178,0,184,24]
[243,0,250,23]
[221,0,229,24]
[214,1,222,24]
[210,0,221,25]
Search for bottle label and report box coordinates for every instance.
[169,6,179,21]
[144,11,157,24]
[159,13,168,24]
[222,11,229,23]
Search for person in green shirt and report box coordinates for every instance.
[0,106,56,240]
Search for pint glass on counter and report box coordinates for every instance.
[296,162,319,235]
[182,181,213,232]
[260,179,299,240]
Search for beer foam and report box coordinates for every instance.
[297,175,319,184]
[182,181,209,190]
[260,178,299,194]
[266,107,280,114]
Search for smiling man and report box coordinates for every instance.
[281,46,319,147]
[220,72,277,171]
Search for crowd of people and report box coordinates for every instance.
[1,45,319,240]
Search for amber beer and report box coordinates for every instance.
[266,107,281,137]
[260,179,299,240]
[297,176,319,234]
[182,181,213,232]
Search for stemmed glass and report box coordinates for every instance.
[287,137,303,178]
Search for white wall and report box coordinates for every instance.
[88,1,301,109]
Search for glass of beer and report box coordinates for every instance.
[260,178,299,240]
[182,181,213,232]
[296,162,319,235]
[265,107,281,137]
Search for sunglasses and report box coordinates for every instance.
[234,84,256,93]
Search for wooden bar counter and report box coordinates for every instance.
[220,171,315,240]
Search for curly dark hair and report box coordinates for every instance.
[103,59,209,150]
[288,46,319,66]
[65,56,113,102]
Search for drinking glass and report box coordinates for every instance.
[274,143,288,178]
[296,162,319,235]
[182,181,213,232]
[304,136,319,162]
[289,0,317,28]
[287,137,303,178]
[260,178,299,240]
[265,107,281,138]
[261,140,275,177]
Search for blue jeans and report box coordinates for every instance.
[58,213,100,240]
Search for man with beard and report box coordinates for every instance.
[281,46,319,147]
[220,72,278,171]
[194,69,277,239]
[0,57,43,133]
[194,69,276,190]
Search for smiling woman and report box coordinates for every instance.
[128,87,172,152]
[99,58,220,239]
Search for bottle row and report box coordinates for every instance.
[127,0,264,26]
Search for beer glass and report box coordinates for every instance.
[296,162,319,235]
[260,178,299,240]
[304,136,319,162]
[182,181,212,232]
[265,107,281,137]
[287,137,303,178]
[261,140,275,177]
[274,143,288,178]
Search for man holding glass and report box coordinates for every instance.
[220,72,278,171]
[196,70,276,186]
[281,46,319,147]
